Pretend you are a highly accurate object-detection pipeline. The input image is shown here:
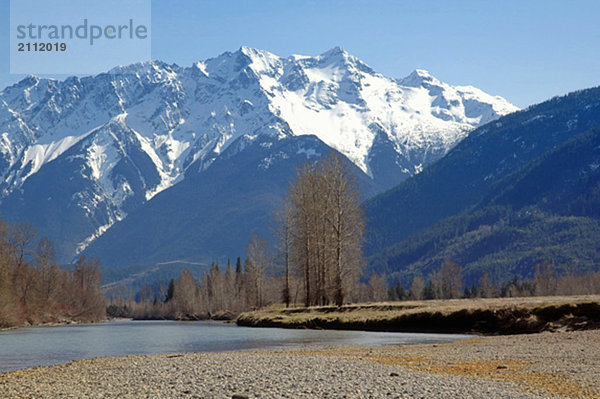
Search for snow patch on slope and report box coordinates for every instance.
[74,217,121,256]
[21,132,94,182]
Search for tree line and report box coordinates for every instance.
[108,253,600,321]
[383,260,600,301]
[0,221,105,328]
[107,253,281,320]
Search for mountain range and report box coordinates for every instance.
[365,86,600,285]
[0,46,517,270]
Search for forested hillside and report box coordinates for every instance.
[365,86,600,254]
[366,90,600,287]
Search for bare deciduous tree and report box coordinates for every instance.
[283,152,364,307]
[409,276,425,300]
[172,269,201,318]
[245,233,270,309]
[479,272,499,298]
[368,274,388,302]
[534,261,557,296]
[274,198,293,307]
[70,256,105,321]
[439,260,463,299]
[322,154,364,306]
[35,237,60,303]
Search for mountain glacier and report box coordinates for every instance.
[0,46,518,264]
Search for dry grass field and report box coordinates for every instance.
[236,295,600,334]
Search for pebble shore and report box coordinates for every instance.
[1,330,598,398]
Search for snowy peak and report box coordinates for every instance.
[317,46,365,70]
[397,68,519,127]
[0,47,518,262]
[316,46,371,69]
[240,48,518,176]
[319,45,347,57]
[400,69,439,87]
[0,48,518,186]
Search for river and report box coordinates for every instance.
[0,320,468,373]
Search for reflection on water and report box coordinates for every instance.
[0,320,469,373]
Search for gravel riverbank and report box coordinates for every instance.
[1,330,598,398]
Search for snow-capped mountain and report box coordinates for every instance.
[0,47,517,264]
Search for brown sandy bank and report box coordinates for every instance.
[1,330,598,398]
[236,295,600,334]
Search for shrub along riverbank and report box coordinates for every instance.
[236,295,600,335]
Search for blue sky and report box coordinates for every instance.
[1,0,599,107]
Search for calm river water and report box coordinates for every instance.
[0,320,468,373]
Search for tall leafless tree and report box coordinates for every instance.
[283,152,364,307]
[245,232,270,309]
[274,196,293,307]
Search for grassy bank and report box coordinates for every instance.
[236,295,600,334]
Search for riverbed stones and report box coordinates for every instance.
[1,330,598,398]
